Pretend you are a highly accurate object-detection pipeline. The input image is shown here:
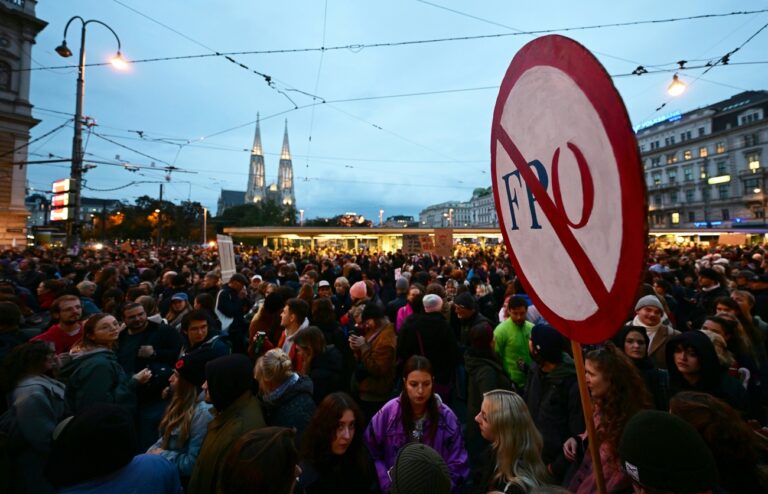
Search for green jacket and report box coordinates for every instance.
[493,319,533,388]
[58,348,138,415]
[187,392,266,494]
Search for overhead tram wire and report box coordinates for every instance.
[1,120,72,160]
[18,9,768,72]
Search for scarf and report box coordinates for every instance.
[632,315,662,347]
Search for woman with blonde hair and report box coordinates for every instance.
[255,348,316,441]
[472,389,550,493]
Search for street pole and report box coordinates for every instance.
[157,183,163,247]
[67,24,86,249]
[202,206,208,245]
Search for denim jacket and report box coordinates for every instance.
[148,400,214,478]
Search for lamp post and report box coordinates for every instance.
[56,16,126,248]
[202,207,208,245]
[299,209,304,226]
[448,208,454,227]
[379,209,384,226]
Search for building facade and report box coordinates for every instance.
[636,91,767,229]
[419,187,498,228]
[0,0,46,247]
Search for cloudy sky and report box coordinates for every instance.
[25,1,768,220]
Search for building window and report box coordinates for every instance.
[683,166,693,181]
[680,132,686,142]
[655,194,662,206]
[669,191,678,203]
[651,156,660,167]
[689,211,696,222]
[671,212,680,224]
[745,177,760,192]
[685,189,694,202]
[747,152,760,172]
[666,153,678,164]
[699,146,708,158]
[702,187,711,200]
[716,161,728,175]
[745,133,760,147]
[652,173,662,185]
[698,127,705,137]
[716,141,726,153]
[668,169,677,182]
[718,184,729,200]
[683,150,692,160]
[722,209,730,221]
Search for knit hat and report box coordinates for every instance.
[205,354,254,411]
[634,295,663,312]
[422,294,443,313]
[45,404,138,488]
[530,324,564,363]
[175,349,213,387]
[619,410,717,492]
[361,302,385,321]
[350,281,368,300]
[453,292,476,310]
[390,443,452,494]
[395,277,410,292]
[171,292,189,302]
[698,268,720,282]
[736,269,755,280]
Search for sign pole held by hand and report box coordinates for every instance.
[491,35,647,494]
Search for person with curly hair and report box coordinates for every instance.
[298,392,379,493]
[564,343,652,494]
[471,389,551,493]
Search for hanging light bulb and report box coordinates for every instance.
[667,73,687,96]
[110,50,128,70]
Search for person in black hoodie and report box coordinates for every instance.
[665,330,749,415]
[524,323,583,483]
[613,325,670,410]
[396,294,459,402]
[295,326,344,404]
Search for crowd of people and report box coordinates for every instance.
[0,241,767,493]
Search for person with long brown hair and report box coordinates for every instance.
[364,355,469,493]
[58,313,152,414]
[298,392,379,493]
[294,326,344,404]
[147,351,214,485]
[564,343,652,494]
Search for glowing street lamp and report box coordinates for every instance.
[667,74,687,97]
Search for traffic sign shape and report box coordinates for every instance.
[491,35,647,344]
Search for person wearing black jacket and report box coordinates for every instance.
[117,302,183,449]
[215,273,250,354]
[524,324,583,483]
[396,294,458,402]
[613,325,670,410]
[386,278,409,324]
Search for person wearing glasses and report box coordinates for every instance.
[471,389,551,493]
[364,355,469,493]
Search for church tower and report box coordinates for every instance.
[245,114,266,203]
[277,119,295,206]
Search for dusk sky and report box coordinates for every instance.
[26,1,768,220]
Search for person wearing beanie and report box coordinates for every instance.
[390,443,452,494]
[187,354,266,494]
[619,409,718,494]
[397,293,459,402]
[45,404,182,494]
[349,301,396,420]
[493,296,534,391]
[665,330,748,414]
[524,324,583,483]
[451,290,491,347]
[628,294,679,369]
[147,351,215,485]
[386,277,409,323]
[349,281,368,302]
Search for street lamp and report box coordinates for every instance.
[379,209,384,226]
[202,207,208,245]
[56,16,125,248]
[299,209,305,226]
[448,208,454,227]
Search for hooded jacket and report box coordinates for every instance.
[364,395,469,493]
[58,347,138,415]
[260,373,316,439]
[665,331,748,413]
[187,355,265,494]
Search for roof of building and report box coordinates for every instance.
[219,190,246,205]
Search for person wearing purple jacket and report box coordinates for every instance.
[364,355,469,493]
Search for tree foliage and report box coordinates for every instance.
[213,202,297,231]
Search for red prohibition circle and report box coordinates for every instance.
[490,35,648,344]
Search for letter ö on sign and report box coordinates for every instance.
[501,160,548,231]
[502,143,594,233]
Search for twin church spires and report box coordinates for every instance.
[245,114,295,207]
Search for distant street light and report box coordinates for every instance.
[299,209,305,226]
[379,209,384,226]
[667,74,687,96]
[56,16,125,248]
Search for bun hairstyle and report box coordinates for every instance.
[254,348,294,388]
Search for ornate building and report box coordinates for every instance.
[220,116,295,215]
[0,0,47,247]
